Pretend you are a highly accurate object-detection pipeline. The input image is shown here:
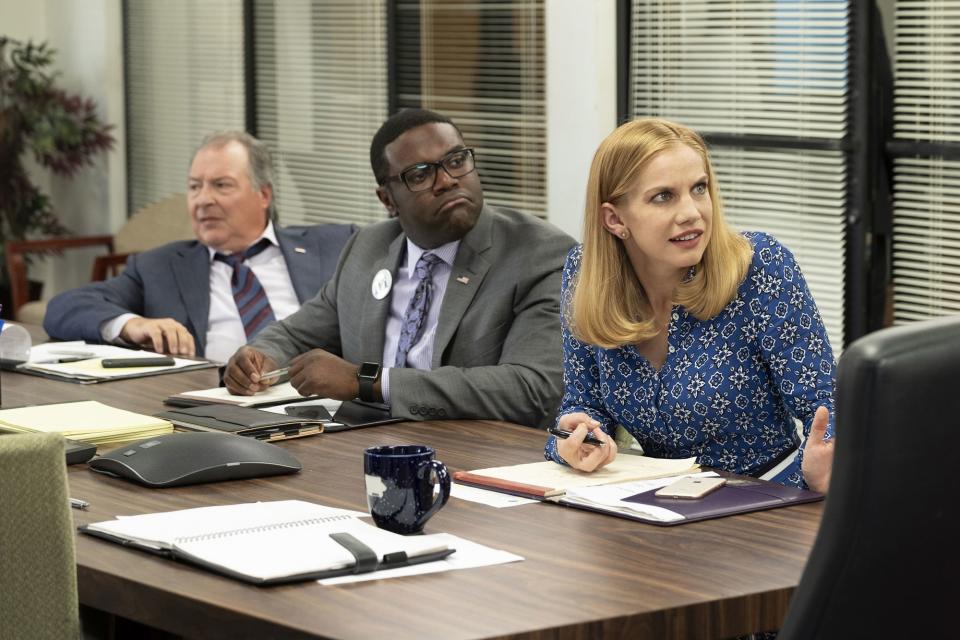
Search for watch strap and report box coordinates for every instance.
[357,362,381,403]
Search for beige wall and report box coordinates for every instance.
[1,0,126,295]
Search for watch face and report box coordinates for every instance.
[358,362,381,379]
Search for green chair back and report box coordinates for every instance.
[0,433,80,639]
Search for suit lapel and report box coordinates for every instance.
[171,244,212,355]
[276,227,312,302]
[432,208,493,368]
[360,232,406,363]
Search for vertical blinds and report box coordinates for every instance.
[629,0,850,349]
[124,0,246,213]
[394,0,546,217]
[891,1,960,322]
[254,0,388,226]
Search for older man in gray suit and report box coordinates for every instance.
[225,109,575,428]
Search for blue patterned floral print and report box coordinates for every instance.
[545,232,836,488]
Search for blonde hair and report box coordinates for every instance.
[572,118,752,348]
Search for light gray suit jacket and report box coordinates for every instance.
[249,205,576,429]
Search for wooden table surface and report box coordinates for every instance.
[1,366,822,640]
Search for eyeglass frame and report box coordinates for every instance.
[383,148,477,192]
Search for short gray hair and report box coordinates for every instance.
[194,131,277,220]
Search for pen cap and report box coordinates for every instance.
[0,324,31,363]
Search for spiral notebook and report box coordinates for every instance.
[79,500,455,585]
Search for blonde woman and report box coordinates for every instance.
[546,118,835,492]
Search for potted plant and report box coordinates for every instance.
[0,36,114,316]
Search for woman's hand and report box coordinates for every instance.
[801,406,834,493]
[556,412,618,472]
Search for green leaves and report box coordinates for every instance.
[0,36,114,263]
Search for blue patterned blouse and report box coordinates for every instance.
[545,232,836,488]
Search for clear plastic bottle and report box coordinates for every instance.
[0,323,32,363]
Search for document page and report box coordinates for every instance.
[87,501,364,549]
[464,455,699,496]
[174,382,312,406]
[0,400,173,445]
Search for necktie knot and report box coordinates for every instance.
[214,238,273,269]
[415,252,442,279]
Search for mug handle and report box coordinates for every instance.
[414,459,451,530]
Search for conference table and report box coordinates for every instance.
[2,363,822,639]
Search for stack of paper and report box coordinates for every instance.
[19,342,215,383]
[0,400,173,446]
[453,455,699,499]
[167,382,316,407]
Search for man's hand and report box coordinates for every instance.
[120,317,195,356]
[555,412,617,472]
[288,349,361,400]
[224,346,278,395]
[801,406,834,493]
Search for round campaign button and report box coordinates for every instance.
[372,268,392,300]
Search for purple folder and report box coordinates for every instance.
[562,476,823,526]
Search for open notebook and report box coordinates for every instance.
[453,455,699,500]
[80,500,455,585]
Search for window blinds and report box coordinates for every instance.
[394,0,546,217]
[629,0,850,349]
[254,0,388,226]
[124,0,246,213]
[891,1,960,322]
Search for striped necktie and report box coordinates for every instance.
[394,252,443,368]
[214,238,277,339]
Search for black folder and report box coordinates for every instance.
[155,405,326,441]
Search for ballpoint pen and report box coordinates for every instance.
[70,497,89,510]
[260,367,289,381]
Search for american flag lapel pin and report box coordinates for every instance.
[294,247,306,253]
[456,275,470,285]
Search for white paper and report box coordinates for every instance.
[464,456,699,496]
[178,382,315,407]
[24,342,206,379]
[561,471,720,523]
[317,533,523,585]
[451,482,539,508]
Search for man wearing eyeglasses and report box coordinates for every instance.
[224,109,575,429]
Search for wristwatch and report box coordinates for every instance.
[356,362,382,403]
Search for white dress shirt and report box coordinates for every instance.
[101,222,300,364]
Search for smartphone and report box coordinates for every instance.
[654,477,727,500]
[284,405,333,421]
[548,426,605,447]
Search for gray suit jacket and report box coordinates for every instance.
[43,224,356,357]
[249,206,576,429]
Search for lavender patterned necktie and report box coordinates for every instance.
[214,238,276,339]
[395,252,443,368]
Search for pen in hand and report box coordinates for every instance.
[259,367,289,383]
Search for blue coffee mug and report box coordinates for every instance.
[364,444,451,535]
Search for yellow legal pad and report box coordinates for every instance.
[0,401,173,446]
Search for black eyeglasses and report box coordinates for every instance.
[386,148,476,192]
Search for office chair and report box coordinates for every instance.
[5,192,193,324]
[0,433,80,639]
[778,316,960,639]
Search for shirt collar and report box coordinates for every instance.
[403,238,459,274]
[207,221,279,261]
